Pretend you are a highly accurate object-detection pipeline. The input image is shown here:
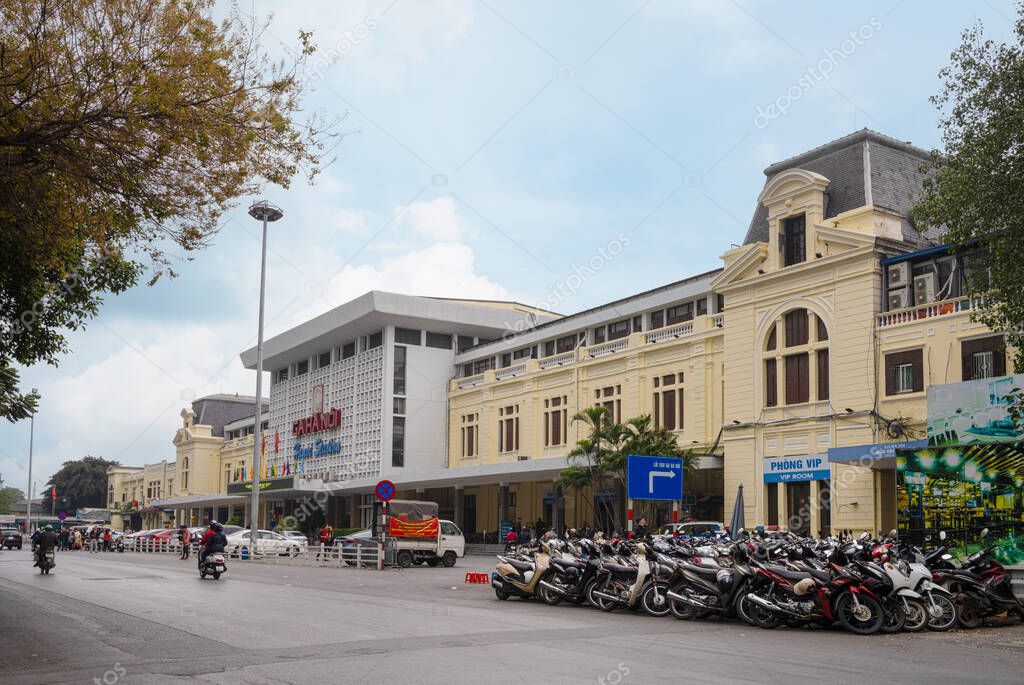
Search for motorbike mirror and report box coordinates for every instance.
[980,528,989,538]
[939,530,946,541]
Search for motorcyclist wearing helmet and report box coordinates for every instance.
[198,521,227,567]
[34,525,57,567]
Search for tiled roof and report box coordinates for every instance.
[744,129,943,247]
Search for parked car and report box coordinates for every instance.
[2,529,22,549]
[279,530,308,543]
[224,529,305,557]
[655,520,725,538]
[334,529,378,564]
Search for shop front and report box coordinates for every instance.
[225,475,329,533]
[762,453,831,537]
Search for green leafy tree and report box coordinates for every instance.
[0,0,328,421]
[914,2,1024,372]
[42,456,119,510]
[0,485,25,514]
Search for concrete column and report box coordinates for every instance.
[498,484,509,530]
[349,495,361,529]
[551,481,562,535]
[453,487,464,530]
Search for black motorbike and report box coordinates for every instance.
[666,543,757,622]
[933,543,1024,628]
[537,539,601,606]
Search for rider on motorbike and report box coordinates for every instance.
[34,525,57,567]
[198,521,227,567]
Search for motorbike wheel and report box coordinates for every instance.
[641,585,672,618]
[592,579,617,612]
[494,588,509,601]
[835,593,884,635]
[880,599,906,634]
[924,594,957,631]
[957,602,983,629]
[584,580,601,609]
[669,594,703,621]
[212,572,221,580]
[199,571,206,579]
[902,598,928,633]
[743,593,782,630]
[539,583,563,606]
[733,591,758,626]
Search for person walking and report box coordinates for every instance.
[103,528,112,551]
[90,526,100,553]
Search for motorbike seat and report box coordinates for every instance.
[551,558,583,572]
[765,564,815,583]
[681,562,721,577]
[506,559,534,573]
[604,563,635,575]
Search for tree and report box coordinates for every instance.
[0,0,328,421]
[913,2,1024,371]
[42,456,119,510]
[0,485,25,513]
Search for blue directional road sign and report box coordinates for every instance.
[627,454,684,501]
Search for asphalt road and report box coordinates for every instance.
[1,548,1023,684]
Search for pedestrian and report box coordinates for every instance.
[504,527,518,551]
[103,528,112,551]
[635,517,649,539]
[90,526,99,553]
[534,517,546,539]
[180,525,191,560]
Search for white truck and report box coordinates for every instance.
[384,500,465,568]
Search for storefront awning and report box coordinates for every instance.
[828,439,928,468]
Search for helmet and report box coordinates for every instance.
[210,521,223,532]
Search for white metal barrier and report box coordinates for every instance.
[124,539,382,569]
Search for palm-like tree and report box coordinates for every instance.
[555,464,592,529]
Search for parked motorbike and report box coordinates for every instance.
[665,541,759,623]
[537,539,601,606]
[589,542,671,616]
[492,541,551,600]
[933,529,1024,628]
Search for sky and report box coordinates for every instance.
[1,0,1019,498]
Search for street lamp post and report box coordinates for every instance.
[25,388,37,533]
[247,201,283,556]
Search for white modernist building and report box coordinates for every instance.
[239,291,559,499]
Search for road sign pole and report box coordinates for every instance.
[672,500,679,539]
[626,499,633,539]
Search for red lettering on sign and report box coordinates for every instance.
[292,408,343,436]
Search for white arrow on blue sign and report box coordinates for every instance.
[627,454,684,501]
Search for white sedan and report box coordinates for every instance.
[224,529,306,557]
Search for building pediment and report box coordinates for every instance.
[713,243,767,290]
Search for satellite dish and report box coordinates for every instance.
[887,420,906,439]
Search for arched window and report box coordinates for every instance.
[764,309,829,407]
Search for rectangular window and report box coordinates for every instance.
[498,406,519,453]
[544,396,567,447]
[342,342,356,359]
[556,335,578,353]
[393,346,406,395]
[765,358,778,407]
[696,298,708,316]
[544,340,555,357]
[782,214,806,267]
[461,413,479,458]
[500,353,512,368]
[961,335,1006,381]
[607,319,631,340]
[368,331,383,349]
[632,315,643,332]
[395,327,421,345]
[666,302,694,325]
[716,294,725,312]
[885,349,924,395]
[513,347,535,360]
[785,309,808,347]
[785,353,810,404]
[296,359,309,376]
[650,310,664,329]
[457,335,475,353]
[425,332,453,349]
[678,389,685,429]
[393,397,406,415]
[593,327,606,344]
[276,368,288,383]
[662,389,676,430]
[392,417,405,467]
[318,351,332,369]
[817,349,829,401]
[473,358,494,374]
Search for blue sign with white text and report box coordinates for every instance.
[627,454,684,501]
[763,454,831,483]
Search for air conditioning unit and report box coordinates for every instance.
[887,262,910,288]
[888,286,911,311]
[913,273,937,305]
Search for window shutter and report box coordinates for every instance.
[912,351,924,392]
[961,345,975,381]
[994,340,1006,376]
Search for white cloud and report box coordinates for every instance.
[398,196,466,241]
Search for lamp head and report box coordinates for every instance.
[248,201,284,222]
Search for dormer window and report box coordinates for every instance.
[782,214,806,266]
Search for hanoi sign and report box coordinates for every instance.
[763,454,830,483]
[627,454,684,501]
[292,407,342,436]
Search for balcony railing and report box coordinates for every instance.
[645,321,695,344]
[495,362,528,380]
[587,339,629,358]
[538,350,576,369]
[457,373,486,388]
[877,296,985,328]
